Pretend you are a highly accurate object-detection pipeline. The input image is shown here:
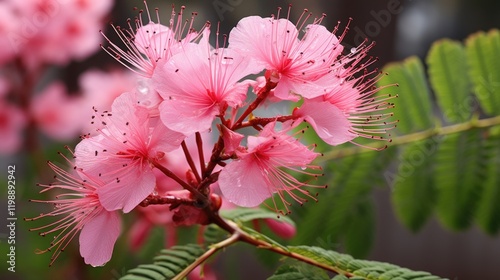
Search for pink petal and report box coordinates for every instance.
[149,120,186,153]
[97,167,156,213]
[219,124,244,154]
[159,99,217,135]
[134,22,170,52]
[294,99,356,146]
[219,158,272,207]
[79,210,121,267]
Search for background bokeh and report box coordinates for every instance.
[1,0,499,279]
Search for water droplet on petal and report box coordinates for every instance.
[137,80,149,95]
[221,58,234,65]
[91,262,107,267]
[301,166,307,170]
[350,47,357,54]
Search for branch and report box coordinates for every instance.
[321,114,500,160]
[173,231,240,280]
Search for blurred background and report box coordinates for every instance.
[1,0,499,279]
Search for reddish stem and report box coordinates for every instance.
[181,140,201,183]
[232,79,278,129]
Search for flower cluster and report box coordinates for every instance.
[0,0,120,153]
[28,3,395,268]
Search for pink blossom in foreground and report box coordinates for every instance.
[26,161,120,267]
[218,122,322,211]
[0,99,26,154]
[293,65,396,147]
[128,132,216,249]
[31,82,85,141]
[229,11,345,101]
[152,43,259,135]
[75,92,185,213]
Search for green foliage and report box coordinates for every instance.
[278,246,447,280]
[466,30,500,115]
[378,29,500,233]
[475,133,500,234]
[378,56,434,134]
[288,29,500,260]
[292,149,394,257]
[120,244,205,280]
[391,139,437,231]
[267,264,331,280]
[220,207,295,226]
[120,208,447,280]
[427,39,471,123]
[434,129,487,230]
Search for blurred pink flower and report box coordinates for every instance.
[263,219,296,239]
[0,99,26,154]
[79,69,137,131]
[5,0,112,67]
[27,161,121,267]
[31,82,85,140]
[0,3,19,65]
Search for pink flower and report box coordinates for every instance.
[152,43,258,135]
[79,69,139,133]
[293,68,396,147]
[75,92,185,213]
[128,131,215,250]
[6,0,112,67]
[218,122,322,212]
[0,3,18,65]
[31,82,85,141]
[80,69,137,112]
[26,161,121,267]
[0,99,26,154]
[228,11,345,101]
[102,4,203,78]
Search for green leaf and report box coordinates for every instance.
[241,226,291,252]
[466,29,500,115]
[120,244,206,280]
[434,129,487,230]
[267,264,330,280]
[391,139,438,231]
[285,246,447,280]
[221,207,295,227]
[427,39,471,123]
[475,133,500,234]
[203,224,229,245]
[378,56,434,134]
